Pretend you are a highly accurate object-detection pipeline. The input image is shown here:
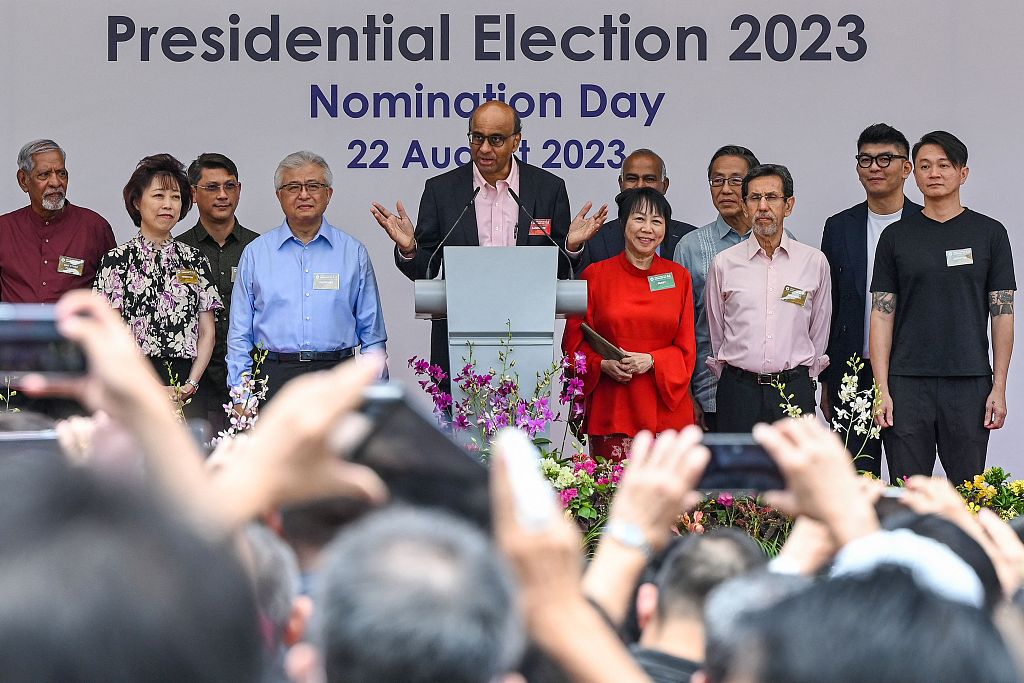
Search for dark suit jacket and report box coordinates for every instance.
[574,217,697,276]
[820,197,922,387]
[393,159,572,372]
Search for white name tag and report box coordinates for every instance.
[231,266,237,282]
[946,248,973,267]
[313,273,340,290]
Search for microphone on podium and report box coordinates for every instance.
[425,186,481,279]
[506,187,575,281]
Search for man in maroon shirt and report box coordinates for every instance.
[0,139,116,303]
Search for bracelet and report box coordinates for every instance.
[184,379,200,390]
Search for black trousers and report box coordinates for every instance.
[260,357,344,405]
[827,361,883,477]
[881,375,991,485]
[716,365,816,433]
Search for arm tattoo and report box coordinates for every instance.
[871,292,896,314]
[989,290,1015,317]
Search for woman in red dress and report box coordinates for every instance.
[563,187,696,460]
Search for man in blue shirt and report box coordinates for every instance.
[673,145,760,431]
[228,151,387,408]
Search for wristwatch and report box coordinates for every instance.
[184,379,200,391]
[605,520,653,560]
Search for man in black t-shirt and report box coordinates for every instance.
[870,131,1015,483]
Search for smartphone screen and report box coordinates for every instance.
[0,304,86,379]
[698,433,785,491]
[349,384,490,529]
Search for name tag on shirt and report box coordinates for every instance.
[781,285,809,307]
[946,248,974,267]
[231,266,237,282]
[57,255,85,276]
[314,273,340,290]
[176,269,200,285]
[529,218,552,236]
[648,273,676,291]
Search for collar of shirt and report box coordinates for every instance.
[744,230,792,261]
[274,219,334,249]
[191,219,242,245]
[472,155,520,193]
[20,202,74,228]
[133,231,178,256]
[715,214,747,241]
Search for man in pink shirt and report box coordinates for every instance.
[705,164,831,431]
[371,101,606,381]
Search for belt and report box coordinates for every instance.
[264,349,354,362]
[724,364,809,386]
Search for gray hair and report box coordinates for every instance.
[17,139,66,174]
[315,506,524,683]
[626,148,668,179]
[243,524,300,642]
[703,570,811,683]
[274,150,332,190]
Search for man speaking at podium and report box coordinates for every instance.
[372,100,607,379]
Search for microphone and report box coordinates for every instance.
[425,186,480,280]
[507,187,575,280]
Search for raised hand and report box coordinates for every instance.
[565,201,609,252]
[370,200,416,253]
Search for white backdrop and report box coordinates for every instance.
[3,0,1022,471]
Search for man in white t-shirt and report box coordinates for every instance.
[819,123,921,476]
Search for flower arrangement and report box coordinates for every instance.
[408,331,586,457]
[957,467,1024,520]
[410,330,614,538]
[1,377,19,413]
[677,493,793,556]
[211,346,269,446]
[775,354,881,465]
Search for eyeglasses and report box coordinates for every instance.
[467,132,515,148]
[709,176,744,187]
[278,181,330,194]
[855,153,907,168]
[745,193,787,204]
[194,181,240,193]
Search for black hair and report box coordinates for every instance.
[187,152,240,186]
[733,566,1018,683]
[654,528,766,620]
[912,130,968,167]
[0,454,261,683]
[615,186,672,225]
[742,163,794,200]
[122,153,192,227]
[857,123,911,157]
[707,145,760,179]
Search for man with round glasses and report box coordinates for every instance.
[818,123,921,476]
[673,144,772,431]
[228,151,387,409]
[371,100,606,380]
[176,153,258,431]
[705,164,832,432]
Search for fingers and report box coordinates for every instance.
[627,430,655,467]
[574,201,594,220]
[985,401,1006,429]
[396,200,409,219]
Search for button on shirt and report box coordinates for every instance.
[0,203,116,303]
[227,220,387,390]
[706,233,831,377]
[472,156,521,246]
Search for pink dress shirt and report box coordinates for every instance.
[472,157,520,247]
[705,233,831,377]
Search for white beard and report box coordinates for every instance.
[41,192,66,211]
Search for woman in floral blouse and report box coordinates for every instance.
[95,154,222,416]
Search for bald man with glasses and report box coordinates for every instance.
[371,100,606,382]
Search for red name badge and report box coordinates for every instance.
[529,218,552,236]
